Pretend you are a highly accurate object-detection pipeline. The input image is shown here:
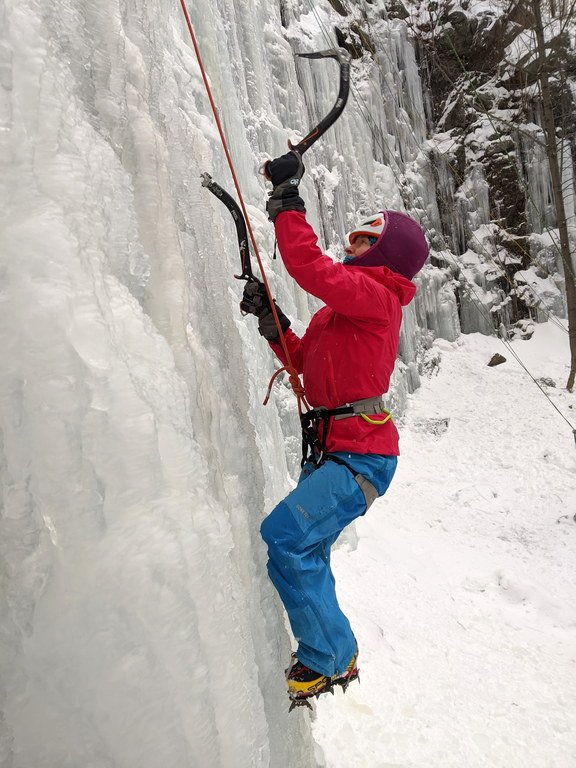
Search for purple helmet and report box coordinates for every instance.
[345,211,429,280]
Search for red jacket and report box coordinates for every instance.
[270,211,416,456]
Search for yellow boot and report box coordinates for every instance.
[286,649,359,710]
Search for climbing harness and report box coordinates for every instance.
[300,395,392,468]
[299,395,391,512]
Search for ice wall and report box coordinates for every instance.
[0,1,456,767]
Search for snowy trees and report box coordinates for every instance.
[529,0,576,389]
[505,0,576,387]
[409,0,576,386]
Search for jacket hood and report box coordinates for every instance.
[348,262,416,306]
[344,211,429,280]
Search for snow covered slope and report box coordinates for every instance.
[314,323,576,768]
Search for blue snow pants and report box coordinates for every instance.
[260,452,397,678]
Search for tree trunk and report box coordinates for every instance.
[532,0,576,390]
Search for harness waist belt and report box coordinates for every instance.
[332,395,386,421]
[299,395,391,468]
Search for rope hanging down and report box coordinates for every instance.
[179,0,351,415]
[178,0,305,411]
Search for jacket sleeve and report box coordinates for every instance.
[268,328,304,374]
[274,211,396,323]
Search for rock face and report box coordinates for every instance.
[330,1,574,335]
[488,353,507,367]
[411,1,574,331]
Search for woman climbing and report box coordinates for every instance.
[241,150,429,708]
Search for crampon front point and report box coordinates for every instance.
[287,657,360,712]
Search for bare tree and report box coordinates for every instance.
[531,0,576,389]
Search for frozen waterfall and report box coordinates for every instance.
[2,0,560,766]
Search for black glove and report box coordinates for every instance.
[240,279,269,316]
[264,150,306,223]
[240,280,291,341]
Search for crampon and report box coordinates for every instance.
[286,654,359,712]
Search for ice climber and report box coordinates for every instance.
[241,150,429,708]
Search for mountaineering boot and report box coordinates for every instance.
[286,649,360,711]
[331,648,359,692]
[287,657,331,709]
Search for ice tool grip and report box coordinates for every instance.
[288,49,351,156]
[201,172,255,281]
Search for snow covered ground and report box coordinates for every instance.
[312,322,576,768]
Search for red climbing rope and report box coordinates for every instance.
[178,0,309,416]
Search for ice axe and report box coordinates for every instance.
[200,172,255,281]
[261,48,352,179]
[202,48,351,281]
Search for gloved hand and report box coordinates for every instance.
[240,280,291,341]
[240,279,269,316]
[263,150,306,223]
